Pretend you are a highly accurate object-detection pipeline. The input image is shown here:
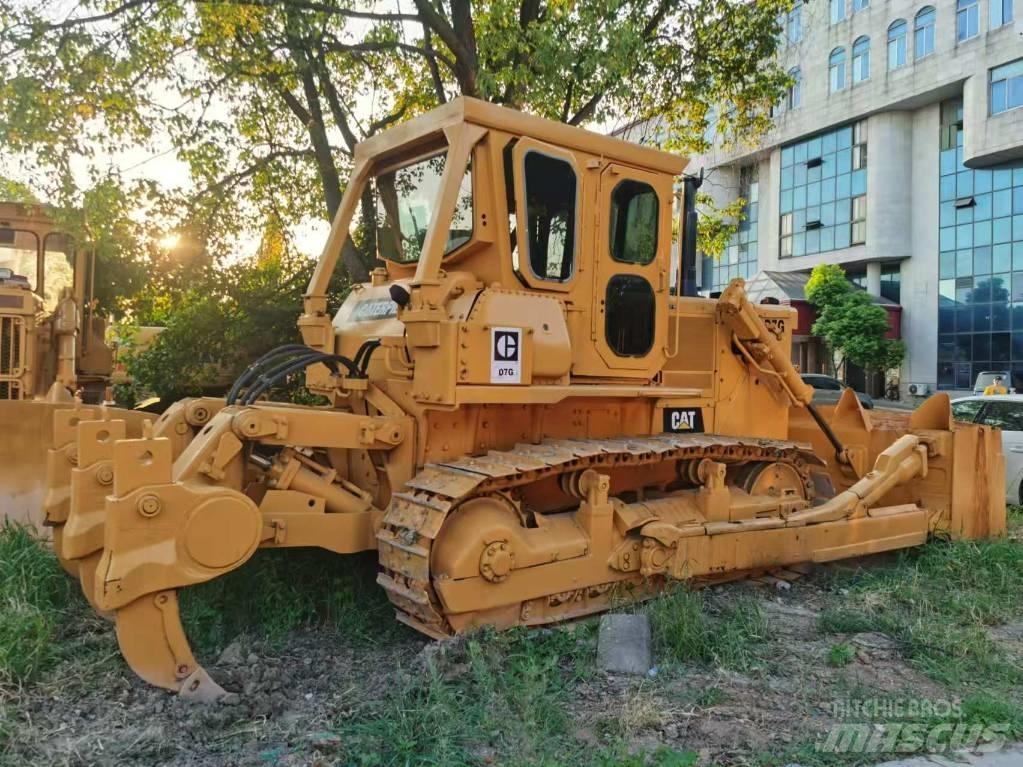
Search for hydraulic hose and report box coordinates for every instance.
[241,352,344,405]
[353,339,382,376]
[227,344,312,404]
[242,353,361,405]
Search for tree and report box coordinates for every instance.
[1,0,793,280]
[805,263,905,380]
[115,222,350,404]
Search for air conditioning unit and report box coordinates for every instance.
[907,382,931,396]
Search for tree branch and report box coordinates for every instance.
[421,24,447,104]
[410,0,479,96]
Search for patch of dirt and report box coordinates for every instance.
[2,625,425,767]
[0,568,994,767]
[566,579,952,766]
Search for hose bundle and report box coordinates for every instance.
[226,340,381,405]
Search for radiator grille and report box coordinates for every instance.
[0,315,24,400]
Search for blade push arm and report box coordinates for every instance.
[716,279,815,407]
[716,279,854,467]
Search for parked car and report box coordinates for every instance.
[800,373,874,410]
[973,371,1014,395]
[951,394,1023,505]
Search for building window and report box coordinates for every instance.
[851,195,867,244]
[779,123,866,259]
[787,68,802,110]
[853,122,868,170]
[915,7,936,60]
[852,37,870,83]
[853,0,869,10]
[990,59,1023,115]
[787,2,803,43]
[831,0,846,25]
[957,0,979,41]
[703,167,759,291]
[881,264,902,303]
[888,21,908,70]
[829,48,847,93]
[991,0,1014,28]
[936,97,1023,391]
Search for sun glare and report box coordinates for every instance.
[158,234,180,250]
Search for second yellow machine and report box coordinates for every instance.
[39,98,1004,699]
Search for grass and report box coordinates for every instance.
[648,587,770,672]
[341,626,595,766]
[180,549,404,656]
[826,643,856,667]
[340,624,698,767]
[817,537,1023,693]
[0,524,78,685]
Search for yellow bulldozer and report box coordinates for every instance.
[0,202,151,529]
[20,98,1005,701]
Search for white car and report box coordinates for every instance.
[951,394,1023,505]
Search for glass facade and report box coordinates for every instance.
[849,264,902,302]
[780,122,867,259]
[937,100,1023,390]
[702,167,759,291]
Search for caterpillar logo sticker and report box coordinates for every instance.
[491,327,522,384]
[663,407,704,434]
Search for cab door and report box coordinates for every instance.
[592,164,672,374]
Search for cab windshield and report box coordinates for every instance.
[0,229,38,291]
[374,151,473,263]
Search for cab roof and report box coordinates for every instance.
[354,96,688,177]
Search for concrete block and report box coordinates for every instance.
[597,613,651,675]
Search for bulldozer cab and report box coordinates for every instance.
[302,97,686,384]
[0,201,80,314]
[0,201,112,402]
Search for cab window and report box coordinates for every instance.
[610,180,659,264]
[522,151,576,281]
[951,400,984,423]
[978,401,1023,431]
[375,152,473,263]
[42,233,74,313]
[606,275,655,356]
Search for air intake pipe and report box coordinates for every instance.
[680,172,703,297]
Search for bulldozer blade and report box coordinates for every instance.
[114,590,226,700]
[0,401,88,534]
[0,400,151,529]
